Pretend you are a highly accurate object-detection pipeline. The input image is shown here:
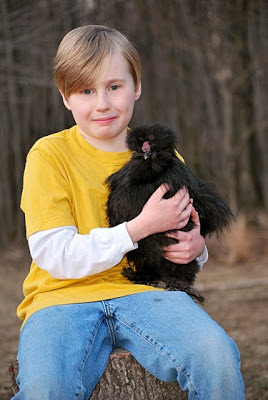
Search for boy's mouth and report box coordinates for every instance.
[93,116,117,124]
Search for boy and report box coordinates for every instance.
[14,25,245,399]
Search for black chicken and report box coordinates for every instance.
[106,123,233,304]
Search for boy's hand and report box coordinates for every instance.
[163,206,205,264]
[141,184,193,232]
[126,184,193,243]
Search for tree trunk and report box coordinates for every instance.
[1,0,24,239]
[9,349,187,399]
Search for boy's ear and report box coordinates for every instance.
[135,82,142,101]
[59,90,72,110]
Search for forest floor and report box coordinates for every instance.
[0,242,267,400]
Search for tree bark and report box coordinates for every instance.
[9,349,187,399]
[1,0,24,239]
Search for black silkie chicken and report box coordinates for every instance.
[106,124,233,304]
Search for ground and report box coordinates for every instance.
[0,244,267,399]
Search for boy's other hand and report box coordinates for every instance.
[163,206,205,264]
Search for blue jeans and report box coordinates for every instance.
[13,291,245,400]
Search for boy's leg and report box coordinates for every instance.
[110,291,245,400]
[12,302,113,400]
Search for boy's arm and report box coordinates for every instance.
[29,223,207,280]
[29,188,208,280]
[29,222,138,279]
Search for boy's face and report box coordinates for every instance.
[61,51,141,151]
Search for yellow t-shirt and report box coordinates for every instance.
[18,125,163,325]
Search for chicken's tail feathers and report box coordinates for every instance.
[194,181,234,237]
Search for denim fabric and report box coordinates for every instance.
[13,291,245,400]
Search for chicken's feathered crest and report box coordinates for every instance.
[127,123,179,181]
[127,123,177,154]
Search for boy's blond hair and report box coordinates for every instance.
[54,25,141,98]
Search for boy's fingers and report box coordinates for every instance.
[152,185,190,202]
[179,205,192,222]
[177,194,191,212]
[152,183,170,200]
[191,206,200,225]
[174,187,187,200]
[165,230,189,241]
[164,253,190,264]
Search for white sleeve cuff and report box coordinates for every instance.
[106,222,138,253]
[196,245,208,270]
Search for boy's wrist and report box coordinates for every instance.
[126,214,151,243]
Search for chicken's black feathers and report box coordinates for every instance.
[106,123,234,304]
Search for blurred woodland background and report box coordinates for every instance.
[0,0,267,246]
[0,2,267,398]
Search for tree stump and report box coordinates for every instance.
[9,348,187,399]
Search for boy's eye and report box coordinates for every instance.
[82,89,93,94]
[109,85,120,91]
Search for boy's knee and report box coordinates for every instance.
[195,325,240,372]
[15,370,86,400]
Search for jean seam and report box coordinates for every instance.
[76,315,106,400]
[114,315,198,398]
[102,301,116,348]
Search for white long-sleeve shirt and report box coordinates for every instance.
[29,224,208,280]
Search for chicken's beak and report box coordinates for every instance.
[143,151,151,160]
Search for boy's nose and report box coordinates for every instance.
[96,92,111,111]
